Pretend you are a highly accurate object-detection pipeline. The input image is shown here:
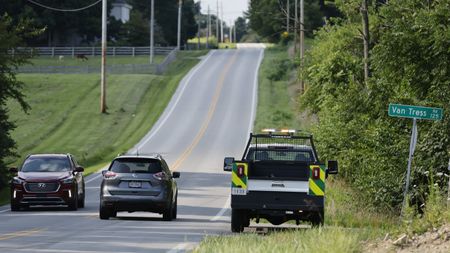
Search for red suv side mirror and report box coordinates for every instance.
[9,167,18,173]
[74,166,84,173]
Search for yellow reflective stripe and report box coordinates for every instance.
[232,172,247,189]
[320,167,325,181]
[309,178,324,196]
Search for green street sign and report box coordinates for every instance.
[389,104,443,120]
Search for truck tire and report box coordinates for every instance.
[231,209,245,233]
[311,209,324,227]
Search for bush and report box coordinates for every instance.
[300,0,450,210]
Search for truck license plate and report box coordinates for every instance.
[231,188,247,195]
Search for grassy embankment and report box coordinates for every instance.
[0,54,187,206]
[5,50,206,182]
[194,45,397,253]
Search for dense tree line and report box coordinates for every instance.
[0,15,38,191]
[247,0,340,42]
[301,0,450,210]
[0,0,198,46]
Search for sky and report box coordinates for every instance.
[195,0,249,25]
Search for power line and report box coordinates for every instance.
[27,0,102,12]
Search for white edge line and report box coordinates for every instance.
[248,48,265,134]
[210,196,231,221]
[0,209,9,213]
[85,165,110,184]
[166,243,191,253]
[85,173,102,184]
[135,51,216,151]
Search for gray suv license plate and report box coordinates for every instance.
[128,181,142,188]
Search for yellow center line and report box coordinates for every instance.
[0,228,44,241]
[171,51,239,171]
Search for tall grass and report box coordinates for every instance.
[194,227,363,253]
[401,182,450,235]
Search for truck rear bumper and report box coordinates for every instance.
[231,191,324,211]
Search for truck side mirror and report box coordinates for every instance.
[224,157,235,172]
[326,160,338,177]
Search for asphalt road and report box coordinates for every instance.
[0,47,265,253]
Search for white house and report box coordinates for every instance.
[111,0,133,23]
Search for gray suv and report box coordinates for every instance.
[99,155,180,220]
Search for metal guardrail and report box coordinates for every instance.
[9,46,176,57]
[15,48,178,75]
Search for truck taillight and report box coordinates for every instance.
[312,167,320,180]
[237,165,245,177]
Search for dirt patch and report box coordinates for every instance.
[366,224,450,253]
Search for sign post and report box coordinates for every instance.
[388,104,443,215]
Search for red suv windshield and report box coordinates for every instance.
[21,156,71,172]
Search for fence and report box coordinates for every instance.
[10,46,175,57]
[15,48,178,75]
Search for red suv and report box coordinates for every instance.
[10,154,85,211]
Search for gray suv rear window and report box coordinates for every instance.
[110,158,162,173]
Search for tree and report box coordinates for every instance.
[0,15,39,189]
[1,0,105,46]
[247,0,329,42]
[128,0,198,46]
[234,17,248,42]
[300,0,450,210]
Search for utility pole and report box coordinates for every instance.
[234,20,237,43]
[287,0,290,33]
[216,0,219,42]
[447,158,450,208]
[177,0,182,50]
[220,2,224,43]
[294,0,298,53]
[207,5,210,49]
[300,0,304,92]
[361,0,370,83]
[229,21,232,43]
[197,20,201,50]
[100,0,107,113]
[149,0,154,64]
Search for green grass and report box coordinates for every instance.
[254,46,314,132]
[0,50,205,205]
[218,43,237,49]
[27,55,166,67]
[84,162,111,176]
[6,51,205,169]
[194,227,369,253]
